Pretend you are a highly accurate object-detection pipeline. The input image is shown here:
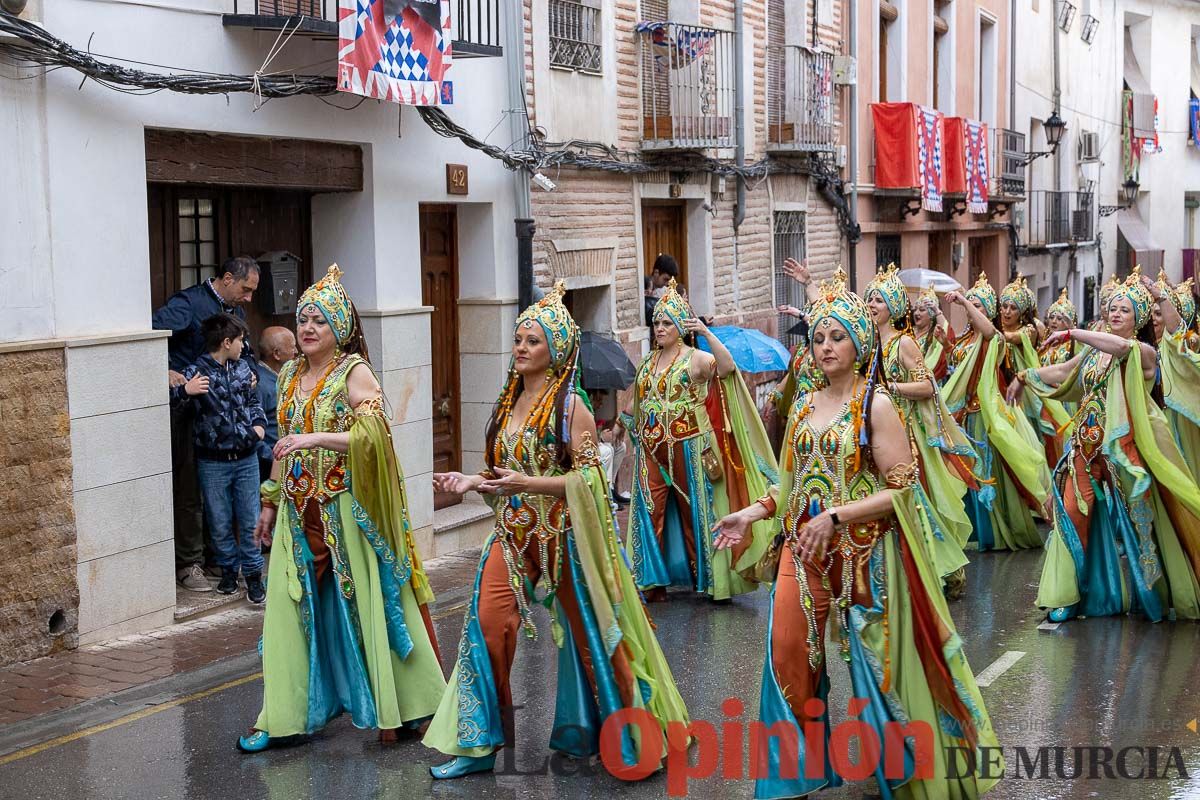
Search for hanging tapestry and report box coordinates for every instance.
[338,0,453,105]
[964,119,990,214]
[1191,96,1200,147]
[872,102,945,213]
[635,21,717,68]
[915,104,945,213]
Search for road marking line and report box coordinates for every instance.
[0,601,473,765]
[1037,621,1061,631]
[975,650,1026,687]
[0,672,263,767]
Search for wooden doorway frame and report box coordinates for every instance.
[420,204,463,511]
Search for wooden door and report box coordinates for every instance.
[147,185,313,349]
[420,205,462,510]
[641,201,688,290]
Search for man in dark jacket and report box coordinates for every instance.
[255,326,297,480]
[644,253,681,330]
[153,256,259,592]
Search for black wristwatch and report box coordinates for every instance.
[829,509,841,526]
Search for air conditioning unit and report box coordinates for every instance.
[832,55,857,85]
[1077,131,1100,162]
[835,145,847,168]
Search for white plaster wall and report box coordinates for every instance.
[531,0,620,145]
[5,0,516,641]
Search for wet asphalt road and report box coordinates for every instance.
[2,548,1200,800]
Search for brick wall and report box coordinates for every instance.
[0,348,79,665]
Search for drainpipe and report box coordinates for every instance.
[1051,0,1063,291]
[847,0,859,290]
[734,0,746,232]
[507,0,534,311]
[1009,0,1016,131]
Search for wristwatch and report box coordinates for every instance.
[829,508,841,526]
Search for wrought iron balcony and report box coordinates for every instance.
[766,46,836,153]
[1021,190,1095,248]
[549,0,602,73]
[224,0,502,56]
[637,21,734,150]
[992,127,1026,199]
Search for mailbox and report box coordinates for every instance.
[257,251,302,316]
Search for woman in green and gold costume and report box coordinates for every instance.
[626,279,778,601]
[942,275,1052,551]
[1012,268,1200,623]
[1146,271,1200,486]
[996,275,1071,467]
[713,269,1001,799]
[1040,288,1078,367]
[239,265,446,753]
[424,283,688,779]
[912,285,955,382]
[864,264,977,597]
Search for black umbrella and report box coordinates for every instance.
[579,331,637,390]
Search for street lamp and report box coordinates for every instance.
[1019,111,1067,165]
[1121,177,1139,206]
[1099,178,1140,217]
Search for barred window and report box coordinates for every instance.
[549,0,602,74]
[773,211,807,350]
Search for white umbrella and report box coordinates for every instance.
[897,268,961,293]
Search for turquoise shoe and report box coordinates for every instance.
[1047,606,1075,623]
[237,730,271,753]
[429,754,497,779]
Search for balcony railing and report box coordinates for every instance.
[992,127,1026,198]
[766,46,836,153]
[549,0,602,73]
[226,0,502,56]
[1021,190,1095,248]
[638,22,734,150]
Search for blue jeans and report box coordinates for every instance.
[197,455,264,577]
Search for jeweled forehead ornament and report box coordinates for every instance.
[297,263,355,345]
[999,273,1034,315]
[652,278,693,335]
[807,267,876,359]
[966,272,998,319]
[1046,287,1077,326]
[864,262,909,319]
[1108,265,1153,330]
[515,280,580,371]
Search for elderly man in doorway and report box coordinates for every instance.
[255,326,297,481]
[153,256,260,592]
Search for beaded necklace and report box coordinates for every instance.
[280,355,341,434]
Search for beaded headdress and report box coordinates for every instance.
[515,280,580,371]
[914,285,940,318]
[999,274,1035,315]
[491,281,582,467]
[1176,279,1197,329]
[297,264,355,345]
[966,273,998,319]
[1099,274,1120,307]
[1046,287,1078,326]
[652,278,693,335]
[1107,265,1154,330]
[806,267,880,469]
[864,262,909,320]
[808,267,877,361]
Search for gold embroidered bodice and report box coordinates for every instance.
[634,347,712,451]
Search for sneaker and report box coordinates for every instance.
[245,574,266,604]
[612,491,631,506]
[216,570,239,595]
[177,564,212,593]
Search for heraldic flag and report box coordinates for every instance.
[338,0,453,105]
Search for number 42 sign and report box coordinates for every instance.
[446,164,469,196]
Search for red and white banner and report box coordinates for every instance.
[337,0,453,106]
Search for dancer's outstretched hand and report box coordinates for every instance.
[712,510,751,550]
[434,471,484,495]
[478,467,530,497]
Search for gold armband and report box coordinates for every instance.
[884,461,919,489]
[573,431,602,468]
[353,394,386,419]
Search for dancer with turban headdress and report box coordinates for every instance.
[942,275,1052,551]
[1090,275,1121,331]
[1011,267,1200,623]
[626,279,779,601]
[864,264,978,598]
[996,275,1071,467]
[1145,270,1200,486]
[713,269,1001,800]
[424,283,688,778]
[912,285,955,382]
[240,265,446,752]
[1040,289,1078,367]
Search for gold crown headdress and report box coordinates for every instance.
[297,264,355,345]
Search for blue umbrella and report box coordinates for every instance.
[695,325,791,373]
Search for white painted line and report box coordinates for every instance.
[1037,621,1061,631]
[975,650,1026,687]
